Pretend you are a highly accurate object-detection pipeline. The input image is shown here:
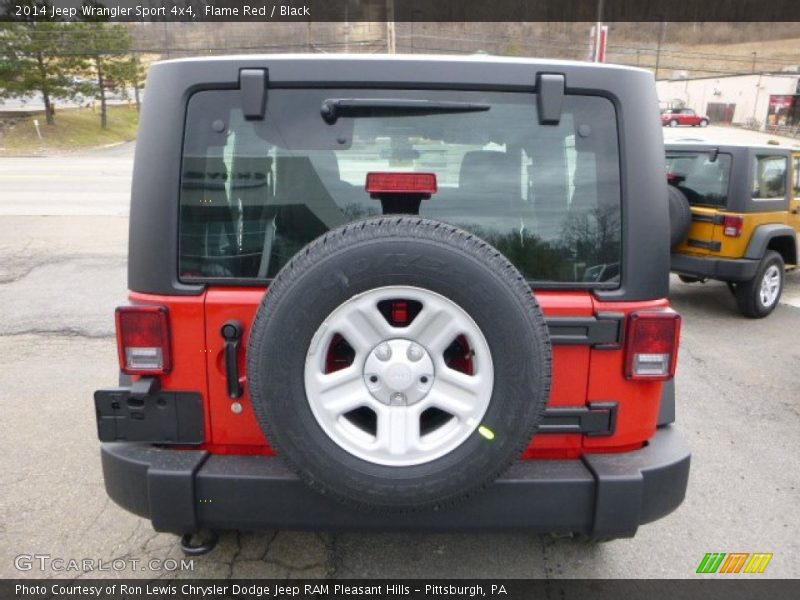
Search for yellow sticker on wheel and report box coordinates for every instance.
[478,425,495,440]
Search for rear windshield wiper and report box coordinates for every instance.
[321,98,491,124]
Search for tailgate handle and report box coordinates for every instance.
[221,321,244,399]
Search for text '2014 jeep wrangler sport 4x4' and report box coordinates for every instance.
[95,55,690,553]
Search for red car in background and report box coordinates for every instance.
[661,108,710,127]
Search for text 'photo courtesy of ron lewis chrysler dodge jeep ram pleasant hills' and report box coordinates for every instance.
[93,54,689,555]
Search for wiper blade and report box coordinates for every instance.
[320,98,490,124]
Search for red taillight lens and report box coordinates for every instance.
[365,172,437,196]
[115,305,171,375]
[723,215,744,237]
[624,310,681,380]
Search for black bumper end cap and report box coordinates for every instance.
[671,253,759,282]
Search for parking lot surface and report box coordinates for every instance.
[1,131,799,579]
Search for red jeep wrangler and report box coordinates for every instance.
[95,55,689,553]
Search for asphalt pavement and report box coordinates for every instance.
[1,133,799,579]
[0,142,133,217]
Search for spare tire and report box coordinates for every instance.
[668,185,692,248]
[247,217,551,511]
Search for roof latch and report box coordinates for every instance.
[240,68,268,120]
[536,73,565,126]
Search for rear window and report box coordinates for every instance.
[665,151,731,207]
[179,89,621,285]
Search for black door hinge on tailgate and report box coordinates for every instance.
[537,402,618,437]
[545,313,624,348]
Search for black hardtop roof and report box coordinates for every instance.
[148,53,652,90]
[129,52,670,301]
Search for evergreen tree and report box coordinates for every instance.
[74,3,136,128]
[0,1,87,124]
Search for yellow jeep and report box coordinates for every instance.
[667,143,800,317]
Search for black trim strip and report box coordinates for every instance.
[537,402,618,437]
[691,213,725,224]
[545,315,623,347]
[687,238,722,251]
[179,277,620,291]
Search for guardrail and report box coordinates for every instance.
[765,124,800,139]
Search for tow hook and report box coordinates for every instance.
[179,530,219,556]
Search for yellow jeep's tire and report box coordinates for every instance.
[735,250,784,318]
[668,186,692,249]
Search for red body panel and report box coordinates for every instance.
[128,292,211,443]
[585,297,670,451]
[204,289,274,453]
[522,291,593,457]
[126,289,674,459]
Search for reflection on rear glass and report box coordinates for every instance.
[179,89,622,285]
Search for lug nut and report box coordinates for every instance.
[407,343,424,362]
[374,343,392,361]
[369,375,379,384]
[391,392,406,405]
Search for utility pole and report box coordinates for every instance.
[163,21,170,59]
[654,21,666,80]
[593,0,604,62]
[344,2,349,53]
[386,0,396,54]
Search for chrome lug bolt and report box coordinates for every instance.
[406,343,424,362]
[375,343,392,361]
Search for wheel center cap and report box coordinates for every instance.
[386,364,413,390]
[364,339,435,406]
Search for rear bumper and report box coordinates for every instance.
[671,253,759,282]
[101,425,690,538]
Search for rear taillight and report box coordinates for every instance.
[115,305,171,375]
[624,311,681,380]
[723,215,744,237]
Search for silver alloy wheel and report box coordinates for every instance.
[304,286,494,467]
[759,265,781,308]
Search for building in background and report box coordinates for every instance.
[656,73,800,130]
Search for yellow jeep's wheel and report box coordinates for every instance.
[735,251,784,318]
